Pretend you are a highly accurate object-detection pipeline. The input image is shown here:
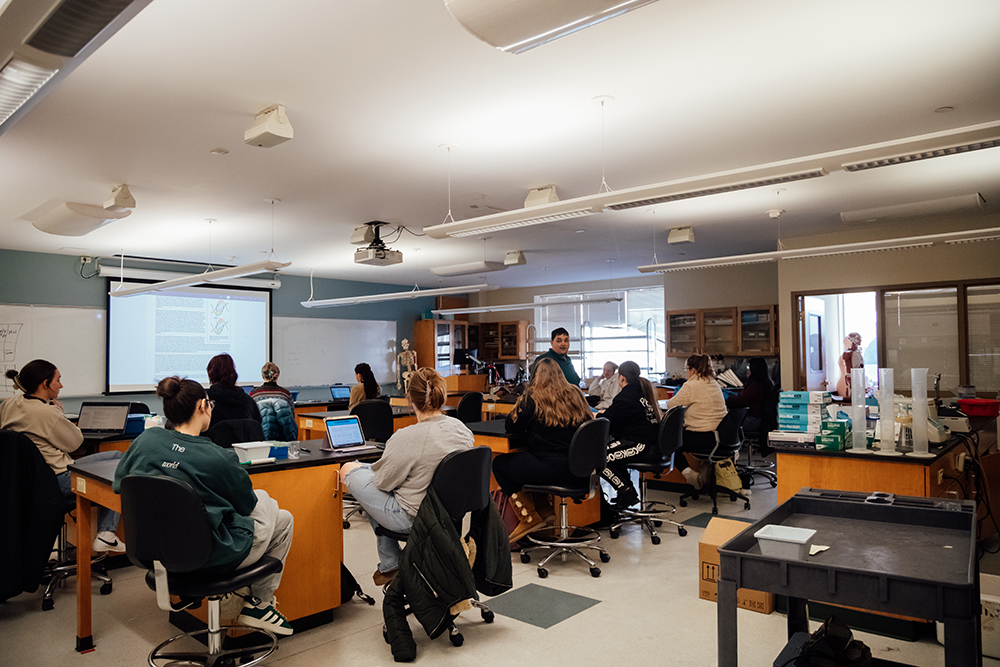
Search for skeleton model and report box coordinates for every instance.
[396,338,418,390]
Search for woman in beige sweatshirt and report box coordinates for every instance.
[666,354,728,488]
[1,360,125,552]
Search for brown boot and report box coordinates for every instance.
[508,492,545,542]
[535,494,557,527]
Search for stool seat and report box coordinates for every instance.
[144,556,282,600]
[521,481,589,500]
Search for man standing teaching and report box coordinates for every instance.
[530,328,581,387]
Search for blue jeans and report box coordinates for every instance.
[56,450,122,534]
[343,464,413,573]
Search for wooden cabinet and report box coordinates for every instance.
[413,319,468,376]
[668,306,778,357]
[477,320,528,360]
[667,308,736,357]
[738,305,779,356]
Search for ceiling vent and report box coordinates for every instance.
[0,0,150,132]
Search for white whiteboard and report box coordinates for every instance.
[0,304,106,398]
[272,317,397,387]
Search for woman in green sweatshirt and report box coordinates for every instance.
[113,376,294,635]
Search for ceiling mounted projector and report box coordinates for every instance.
[245,104,293,148]
[354,221,403,266]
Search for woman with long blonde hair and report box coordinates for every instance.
[341,367,473,585]
[492,358,593,542]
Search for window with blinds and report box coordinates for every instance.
[883,288,960,392]
[967,284,1000,395]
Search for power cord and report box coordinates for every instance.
[79,256,100,279]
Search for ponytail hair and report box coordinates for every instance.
[685,353,715,380]
[618,360,641,385]
[156,376,207,426]
[5,359,57,394]
[406,367,447,413]
[354,363,379,400]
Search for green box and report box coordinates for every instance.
[815,434,845,450]
[821,420,849,436]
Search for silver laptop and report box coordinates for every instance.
[329,385,352,404]
[321,415,380,453]
[78,402,130,439]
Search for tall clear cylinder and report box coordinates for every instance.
[851,368,868,451]
[910,368,932,457]
[878,368,894,453]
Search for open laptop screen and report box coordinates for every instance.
[323,416,368,450]
[78,402,130,435]
[330,386,352,402]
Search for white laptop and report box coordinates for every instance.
[320,415,381,453]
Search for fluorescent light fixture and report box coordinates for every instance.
[603,169,827,211]
[433,294,623,316]
[425,204,598,239]
[110,260,290,297]
[840,193,985,225]
[843,139,1000,172]
[637,227,1000,273]
[431,261,507,277]
[0,56,59,126]
[444,0,663,55]
[301,283,489,309]
[98,265,282,289]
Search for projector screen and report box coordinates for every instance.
[107,280,271,393]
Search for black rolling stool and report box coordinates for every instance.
[375,446,496,648]
[609,406,689,544]
[121,475,283,667]
[519,418,611,578]
[679,407,751,515]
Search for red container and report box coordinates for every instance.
[957,398,1000,417]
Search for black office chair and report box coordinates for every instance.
[121,475,283,667]
[738,386,780,488]
[0,430,109,609]
[129,401,151,414]
[519,418,611,578]
[375,447,496,647]
[351,399,394,443]
[456,392,484,424]
[679,407,751,515]
[608,406,689,544]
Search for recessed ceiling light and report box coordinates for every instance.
[935,106,954,113]
[209,147,229,155]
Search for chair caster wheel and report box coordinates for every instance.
[482,609,495,623]
[678,526,688,537]
[712,507,719,515]
[100,582,112,595]
[609,528,620,539]
[679,500,688,508]
[449,629,464,647]
[537,567,548,578]
[42,598,54,611]
[651,535,661,545]
[589,567,601,578]
[599,551,611,563]
[520,553,531,564]
[744,502,751,510]
[653,520,663,527]
[383,624,389,644]
[770,480,777,488]
[343,520,351,529]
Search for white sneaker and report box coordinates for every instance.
[681,467,703,490]
[93,531,126,553]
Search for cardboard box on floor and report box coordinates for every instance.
[699,517,774,614]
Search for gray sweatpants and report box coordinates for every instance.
[236,489,294,607]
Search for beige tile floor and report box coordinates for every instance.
[2,473,997,667]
